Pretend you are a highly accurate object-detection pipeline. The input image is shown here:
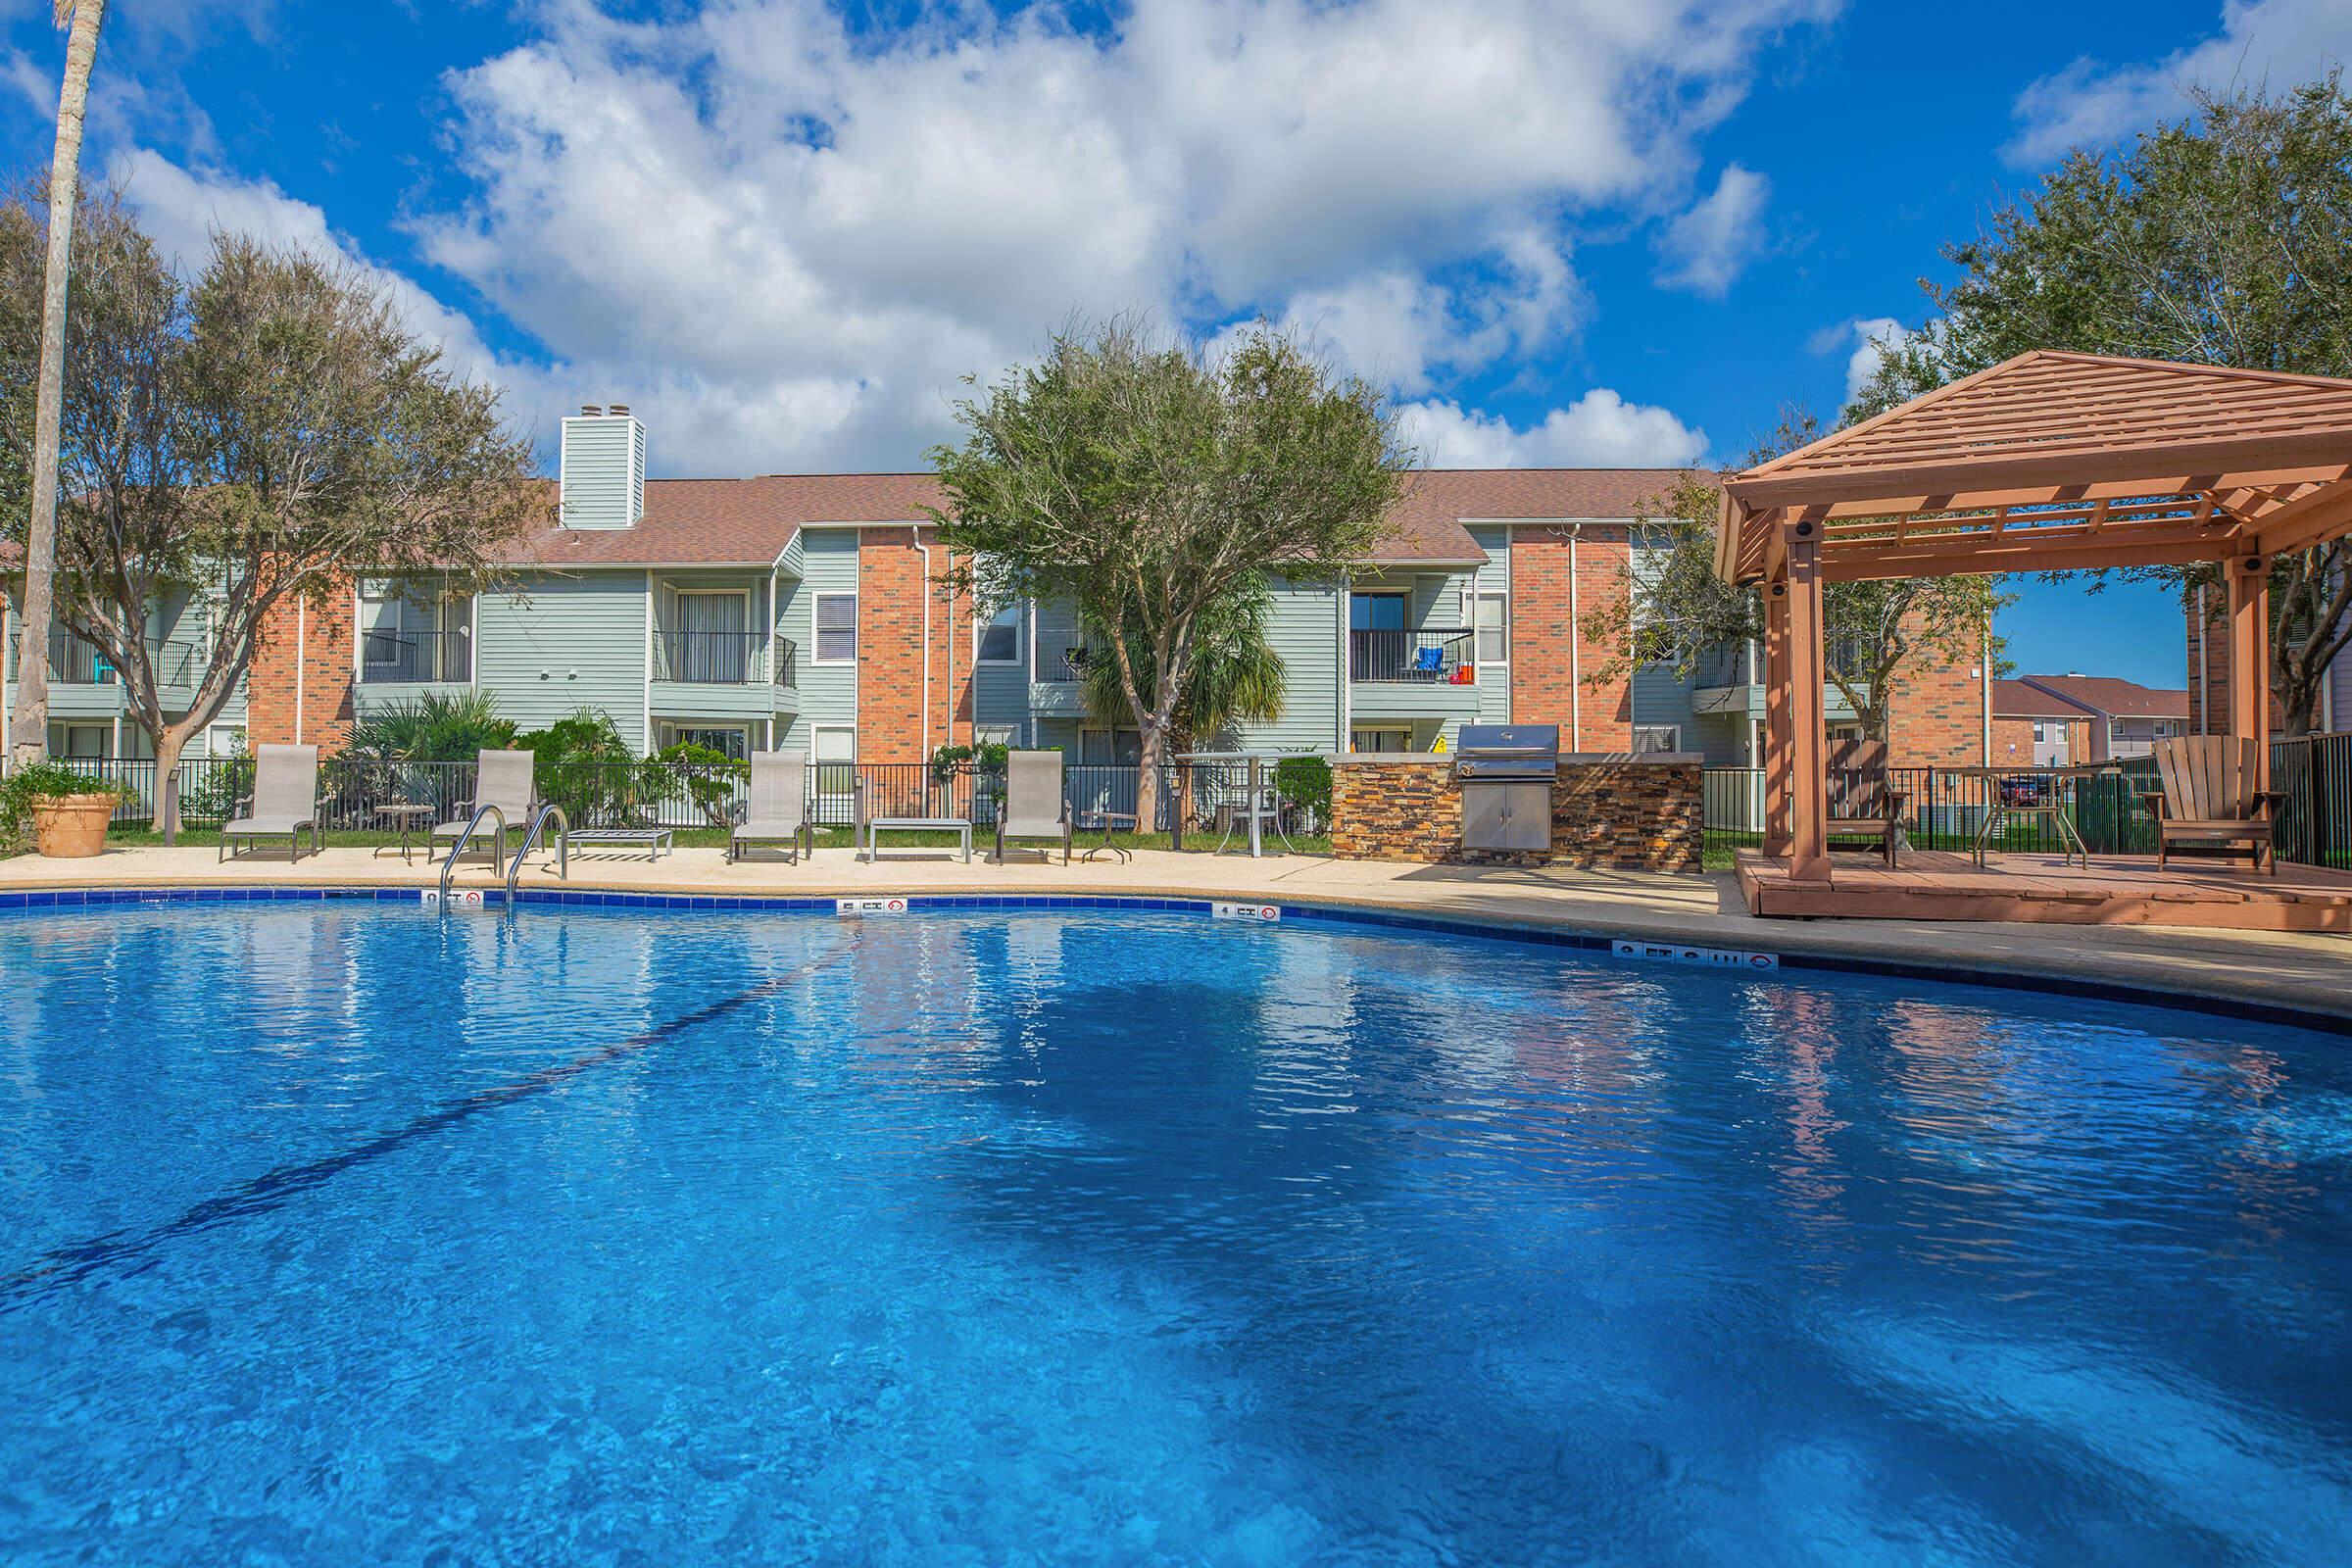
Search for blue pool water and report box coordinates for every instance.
[0,905,2347,1565]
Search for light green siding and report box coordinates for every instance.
[475,570,651,750]
[775,528,858,751]
[1226,574,1342,752]
[968,597,1029,739]
[1469,526,1513,725]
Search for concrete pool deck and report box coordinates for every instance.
[3,844,2347,1025]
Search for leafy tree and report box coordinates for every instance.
[652,740,746,827]
[1587,413,2007,741]
[9,0,108,767]
[515,710,646,826]
[1853,75,2352,734]
[932,318,1405,824]
[0,196,539,834]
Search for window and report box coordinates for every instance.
[813,725,857,810]
[206,723,247,759]
[1475,592,1509,663]
[975,724,1017,747]
[59,724,107,760]
[1079,727,1141,765]
[670,591,750,683]
[1349,592,1407,631]
[814,594,858,663]
[1350,726,1413,754]
[1632,724,1680,755]
[662,723,749,760]
[974,601,1020,663]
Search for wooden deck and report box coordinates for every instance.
[1737,848,2352,932]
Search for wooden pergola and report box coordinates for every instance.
[1715,350,2352,885]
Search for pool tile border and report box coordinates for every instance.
[3,884,2345,1036]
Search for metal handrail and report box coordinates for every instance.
[438,803,508,900]
[508,803,570,895]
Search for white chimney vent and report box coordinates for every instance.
[559,404,646,530]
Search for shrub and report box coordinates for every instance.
[179,754,257,825]
[654,741,748,827]
[1275,755,1333,822]
[345,690,517,763]
[516,710,656,826]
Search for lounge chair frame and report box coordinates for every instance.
[730,750,814,863]
[220,743,323,862]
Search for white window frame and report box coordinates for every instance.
[812,593,858,665]
[659,721,752,760]
[205,721,247,758]
[1633,724,1681,755]
[1349,725,1415,755]
[1475,590,1510,665]
[973,599,1022,664]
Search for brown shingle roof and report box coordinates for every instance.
[2017,674,2190,720]
[1992,678,2090,719]
[495,466,1700,569]
[1371,468,1701,564]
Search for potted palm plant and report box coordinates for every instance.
[3,760,129,858]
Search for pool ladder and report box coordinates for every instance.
[437,804,506,902]
[507,805,569,897]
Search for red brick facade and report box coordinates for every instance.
[248,579,354,755]
[1509,524,1633,750]
[1880,627,1989,765]
[1989,714,2092,764]
[856,526,969,762]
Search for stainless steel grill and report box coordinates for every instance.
[1453,724,1559,851]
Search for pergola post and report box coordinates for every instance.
[2229,552,2272,793]
[1786,532,1831,883]
[1762,581,1791,856]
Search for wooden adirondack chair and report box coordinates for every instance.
[2141,736,2285,873]
[1826,738,1907,867]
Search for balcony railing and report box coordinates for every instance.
[360,628,472,684]
[655,630,770,685]
[6,631,208,687]
[772,638,797,690]
[1691,635,1880,688]
[1348,627,1472,683]
[1037,648,1096,683]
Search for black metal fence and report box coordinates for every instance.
[54,754,1338,842]
[1701,737,2352,867]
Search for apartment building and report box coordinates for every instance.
[12,406,1990,768]
[2004,673,2187,760]
[0,588,250,761]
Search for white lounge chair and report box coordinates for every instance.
[730,750,812,862]
[994,749,1072,863]
[220,744,322,862]
[433,748,536,863]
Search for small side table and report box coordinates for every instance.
[375,802,437,863]
[1079,810,1140,862]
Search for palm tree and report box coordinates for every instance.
[9,0,108,769]
[1080,594,1287,829]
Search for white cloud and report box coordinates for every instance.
[110,148,532,404]
[1398,390,1708,468]
[2009,0,2352,164]
[397,0,1819,472]
[1824,315,1907,407]
[1652,163,1770,297]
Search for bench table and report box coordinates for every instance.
[563,827,673,862]
[860,816,973,862]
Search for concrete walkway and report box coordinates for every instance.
[3,844,2347,1023]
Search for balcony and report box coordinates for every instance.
[1029,647,1095,717]
[655,629,767,685]
[1349,627,1473,683]
[1690,637,1871,719]
[1348,627,1481,719]
[5,632,208,702]
[360,628,472,685]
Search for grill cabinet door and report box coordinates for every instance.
[1462,780,1551,851]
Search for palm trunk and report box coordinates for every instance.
[9,0,107,769]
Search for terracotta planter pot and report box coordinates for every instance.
[29,794,118,858]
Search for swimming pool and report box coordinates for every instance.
[0,902,2345,1565]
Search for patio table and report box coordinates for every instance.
[1946,763,2119,869]
[1172,751,1292,858]
[861,816,973,862]
[373,802,437,864]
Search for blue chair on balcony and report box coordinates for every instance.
[1407,645,1446,681]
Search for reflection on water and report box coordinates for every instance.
[0,905,2346,1566]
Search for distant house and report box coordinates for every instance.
[1991,680,2092,765]
[2002,674,2189,761]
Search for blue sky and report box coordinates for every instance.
[5,0,2347,686]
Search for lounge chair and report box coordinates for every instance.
[2141,735,2283,873]
[220,744,322,862]
[730,750,812,862]
[433,748,536,863]
[994,749,1072,863]
[1825,738,1906,867]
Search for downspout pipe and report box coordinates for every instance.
[1567,523,1583,751]
[910,525,933,760]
